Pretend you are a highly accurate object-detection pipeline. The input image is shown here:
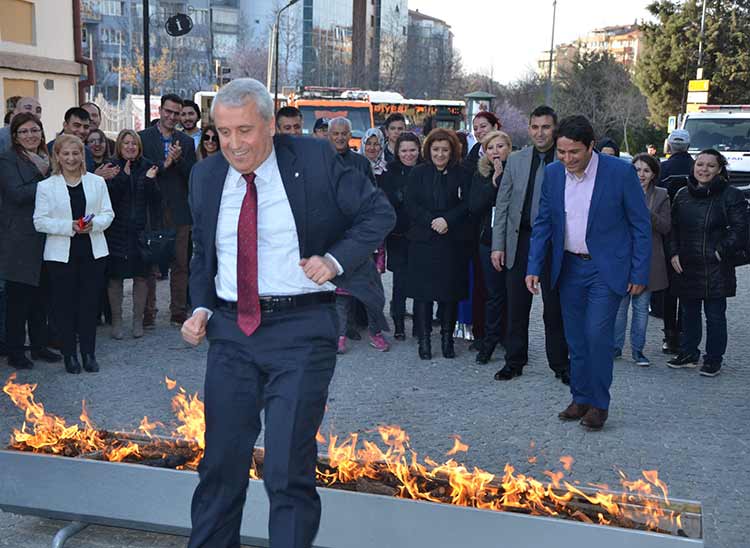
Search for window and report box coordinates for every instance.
[102,0,123,16]
[0,0,34,45]
[101,28,123,45]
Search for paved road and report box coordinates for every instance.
[1,273,748,547]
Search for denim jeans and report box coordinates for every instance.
[680,297,727,365]
[614,290,651,355]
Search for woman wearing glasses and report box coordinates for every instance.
[197,125,220,160]
[0,113,61,368]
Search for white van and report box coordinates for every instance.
[681,106,750,195]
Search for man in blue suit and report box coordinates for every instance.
[181,78,395,547]
[525,115,651,430]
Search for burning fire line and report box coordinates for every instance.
[2,374,689,535]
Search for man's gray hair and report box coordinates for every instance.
[328,117,352,131]
[669,140,690,153]
[211,78,274,121]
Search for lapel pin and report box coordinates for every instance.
[294,172,299,178]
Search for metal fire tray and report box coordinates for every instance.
[0,449,704,547]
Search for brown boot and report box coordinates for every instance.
[107,279,124,340]
[132,277,148,338]
[558,401,590,421]
[580,407,609,430]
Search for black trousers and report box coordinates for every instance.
[188,303,337,548]
[478,243,507,344]
[390,268,408,319]
[5,279,48,357]
[46,257,107,357]
[504,229,569,373]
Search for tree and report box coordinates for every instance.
[636,0,750,128]
[495,100,529,148]
[117,46,176,94]
[555,51,649,151]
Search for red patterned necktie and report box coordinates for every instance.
[237,172,260,336]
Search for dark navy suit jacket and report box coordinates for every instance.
[527,153,652,296]
[188,134,396,334]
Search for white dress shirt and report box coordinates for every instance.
[213,147,339,304]
[563,152,599,254]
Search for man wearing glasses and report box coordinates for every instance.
[139,93,197,326]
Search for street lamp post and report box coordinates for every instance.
[143,0,151,124]
[545,0,557,107]
[274,0,301,111]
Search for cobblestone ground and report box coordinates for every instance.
[1,271,748,548]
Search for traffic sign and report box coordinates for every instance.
[687,91,709,104]
[688,79,710,92]
[165,13,193,37]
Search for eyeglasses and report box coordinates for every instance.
[17,128,42,136]
[203,135,218,143]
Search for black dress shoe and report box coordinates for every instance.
[667,352,700,369]
[441,336,455,359]
[82,354,99,373]
[64,355,81,374]
[494,365,522,381]
[476,340,498,364]
[468,338,483,352]
[31,348,62,363]
[417,338,432,360]
[8,354,33,370]
[393,317,405,341]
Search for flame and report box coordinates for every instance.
[2,375,688,535]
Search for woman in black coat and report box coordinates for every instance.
[405,128,471,360]
[105,129,160,339]
[380,132,422,339]
[0,113,60,368]
[667,149,747,376]
[468,130,512,364]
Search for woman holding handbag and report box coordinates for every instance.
[667,149,747,376]
[105,129,160,339]
[34,134,114,374]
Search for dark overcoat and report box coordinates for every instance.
[380,160,414,272]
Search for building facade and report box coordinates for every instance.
[0,0,85,132]
[404,9,454,99]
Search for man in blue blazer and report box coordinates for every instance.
[181,78,394,548]
[525,115,651,430]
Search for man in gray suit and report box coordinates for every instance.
[491,106,569,383]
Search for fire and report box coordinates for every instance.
[2,375,688,535]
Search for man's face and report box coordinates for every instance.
[63,115,90,141]
[160,99,182,130]
[181,106,199,130]
[82,104,101,129]
[528,115,555,152]
[15,97,42,119]
[556,136,593,176]
[214,101,275,174]
[386,120,405,145]
[329,124,351,153]
[277,115,303,135]
[314,126,328,139]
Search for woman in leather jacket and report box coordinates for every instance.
[667,149,747,376]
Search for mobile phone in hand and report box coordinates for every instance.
[78,213,95,229]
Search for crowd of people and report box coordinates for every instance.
[0,91,746,428]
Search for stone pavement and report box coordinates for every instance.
[0,273,748,548]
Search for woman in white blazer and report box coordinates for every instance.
[34,134,114,374]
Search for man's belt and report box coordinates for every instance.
[216,292,335,313]
[565,251,592,260]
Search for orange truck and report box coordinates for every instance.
[289,91,374,149]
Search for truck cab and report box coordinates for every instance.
[681,106,750,195]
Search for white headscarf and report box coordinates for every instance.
[359,128,387,176]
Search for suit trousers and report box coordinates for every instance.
[504,230,569,373]
[46,257,107,357]
[558,254,621,410]
[478,243,507,345]
[170,224,191,318]
[4,280,49,358]
[188,303,337,548]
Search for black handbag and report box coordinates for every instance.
[720,195,750,267]
[137,229,176,266]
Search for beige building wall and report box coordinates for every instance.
[0,0,82,133]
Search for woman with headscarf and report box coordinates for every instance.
[360,127,388,182]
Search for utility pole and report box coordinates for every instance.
[143,0,151,125]
[545,0,557,107]
[274,0,301,110]
[696,0,707,79]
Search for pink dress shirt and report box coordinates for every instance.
[564,152,599,254]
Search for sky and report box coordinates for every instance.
[407,0,655,84]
